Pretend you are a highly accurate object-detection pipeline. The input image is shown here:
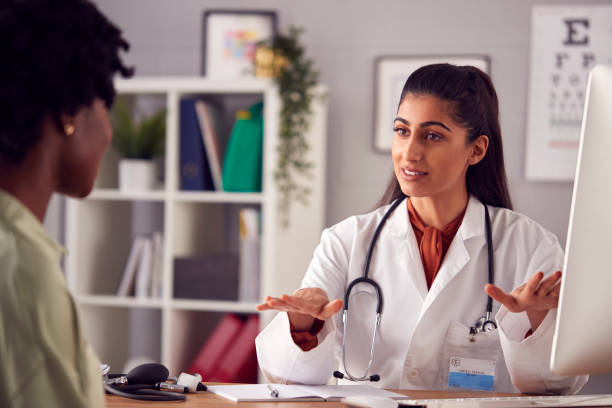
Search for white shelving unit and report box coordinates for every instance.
[64,77,328,376]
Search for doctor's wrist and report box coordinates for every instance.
[525,309,549,332]
[288,312,315,332]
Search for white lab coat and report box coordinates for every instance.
[256,196,588,393]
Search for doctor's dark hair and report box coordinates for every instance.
[377,63,513,210]
[0,0,133,163]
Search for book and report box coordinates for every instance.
[179,98,214,191]
[117,237,146,296]
[238,208,260,302]
[208,314,259,383]
[195,100,223,191]
[149,231,163,298]
[187,314,244,380]
[135,237,153,298]
[206,384,406,402]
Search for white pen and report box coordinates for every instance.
[266,384,279,398]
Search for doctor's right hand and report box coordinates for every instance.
[256,287,344,331]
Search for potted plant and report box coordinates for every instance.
[111,97,166,191]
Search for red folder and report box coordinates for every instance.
[187,313,244,380]
[208,314,259,383]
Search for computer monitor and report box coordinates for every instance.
[551,64,612,376]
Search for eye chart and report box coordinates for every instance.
[525,6,612,181]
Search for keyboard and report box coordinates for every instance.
[397,394,612,408]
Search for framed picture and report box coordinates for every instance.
[202,10,277,78]
[373,55,490,153]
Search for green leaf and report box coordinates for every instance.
[111,96,166,160]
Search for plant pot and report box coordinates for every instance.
[119,159,157,191]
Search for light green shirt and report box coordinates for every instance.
[0,190,105,407]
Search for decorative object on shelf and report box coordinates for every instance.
[254,27,320,226]
[201,10,277,78]
[111,97,166,191]
[373,55,489,153]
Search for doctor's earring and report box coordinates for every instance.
[64,123,76,136]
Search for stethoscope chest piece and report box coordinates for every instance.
[474,316,497,333]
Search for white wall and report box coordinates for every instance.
[88,0,612,393]
[92,0,607,245]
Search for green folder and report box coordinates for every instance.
[222,102,263,192]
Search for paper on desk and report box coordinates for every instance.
[207,384,405,402]
[207,384,320,402]
[298,384,405,399]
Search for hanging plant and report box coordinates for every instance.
[254,26,320,226]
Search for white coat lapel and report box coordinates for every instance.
[388,198,429,301]
[419,196,486,319]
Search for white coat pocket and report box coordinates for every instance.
[438,320,502,392]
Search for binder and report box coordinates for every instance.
[179,98,214,191]
[187,314,244,380]
[208,314,259,383]
[222,102,263,192]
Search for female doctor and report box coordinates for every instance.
[255,64,587,393]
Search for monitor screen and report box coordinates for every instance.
[551,64,612,376]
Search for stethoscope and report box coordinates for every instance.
[332,195,497,382]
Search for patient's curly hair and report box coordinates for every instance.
[0,0,133,163]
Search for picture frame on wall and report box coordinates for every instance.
[373,55,490,153]
[201,10,278,78]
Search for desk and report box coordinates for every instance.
[106,389,516,407]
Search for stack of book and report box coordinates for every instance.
[188,314,259,383]
[117,232,164,298]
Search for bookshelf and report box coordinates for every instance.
[64,77,328,376]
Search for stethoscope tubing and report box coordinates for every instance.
[338,196,496,382]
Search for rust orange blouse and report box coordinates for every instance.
[407,199,466,289]
[290,199,467,351]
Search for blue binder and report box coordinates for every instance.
[179,98,214,191]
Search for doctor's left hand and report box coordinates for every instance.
[485,270,562,332]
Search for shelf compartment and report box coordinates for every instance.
[67,199,165,297]
[171,202,261,303]
[172,202,252,257]
[80,305,161,374]
[166,310,258,377]
[96,92,168,190]
[174,92,264,194]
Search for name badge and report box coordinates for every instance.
[448,356,496,391]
